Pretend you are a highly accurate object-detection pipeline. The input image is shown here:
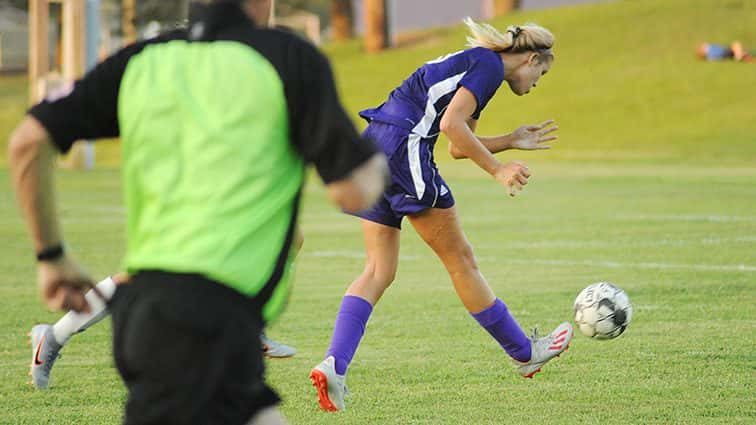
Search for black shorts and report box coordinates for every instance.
[108,271,280,425]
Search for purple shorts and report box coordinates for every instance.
[354,122,455,229]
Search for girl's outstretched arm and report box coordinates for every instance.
[449,119,558,159]
[440,87,531,197]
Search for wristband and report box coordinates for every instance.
[36,244,64,262]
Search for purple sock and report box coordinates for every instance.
[471,299,531,362]
[326,295,373,375]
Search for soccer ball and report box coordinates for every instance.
[573,282,632,339]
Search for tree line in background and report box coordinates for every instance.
[0,0,329,23]
[2,0,520,53]
[1,0,26,9]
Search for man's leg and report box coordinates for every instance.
[111,272,282,424]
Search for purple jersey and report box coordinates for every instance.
[359,47,504,149]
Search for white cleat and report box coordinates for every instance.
[260,334,297,359]
[29,324,62,389]
[309,356,347,412]
[515,322,573,379]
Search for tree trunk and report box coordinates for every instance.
[364,0,387,53]
[331,0,353,41]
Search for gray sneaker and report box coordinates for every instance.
[309,356,347,411]
[29,324,62,389]
[515,322,573,379]
[260,333,296,359]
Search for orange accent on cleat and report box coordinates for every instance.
[310,369,338,412]
[523,367,543,379]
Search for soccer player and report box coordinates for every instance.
[27,0,300,392]
[30,230,304,391]
[9,0,388,424]
[30,272,298,390]
[309,18,572,412]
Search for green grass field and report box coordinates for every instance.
[1,162,754,424]
[0,0,754,424]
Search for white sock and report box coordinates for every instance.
[52,276,117,345]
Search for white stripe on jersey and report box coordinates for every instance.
[407,133,425,199]
[407,71,466,199]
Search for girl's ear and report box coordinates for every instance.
[527,52,540,65]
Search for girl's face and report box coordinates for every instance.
[507,54,553,96]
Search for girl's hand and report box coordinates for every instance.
[510,120,558,150]
[493,161,531,197]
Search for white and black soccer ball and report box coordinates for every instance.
[573,282,632,339]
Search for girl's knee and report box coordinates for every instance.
[362,261,397,288]
[443,242,478,271]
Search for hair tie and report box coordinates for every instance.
[508,27,522,39]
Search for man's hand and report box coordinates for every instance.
[510,120,559,150]
[37,256,96,312]
[493,161,531,197]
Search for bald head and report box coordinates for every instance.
[246,0,274,27]
[198,0,273,27]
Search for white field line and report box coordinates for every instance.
[304,238,756,252]
[65,210,755,221]
[478,236,756,249]
[491,258,756,272]
[306,250,422,260]
[617,214,756,222]
[304,251,756,272]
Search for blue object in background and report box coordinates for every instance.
[86,0,100,70]
[705,43,732,61]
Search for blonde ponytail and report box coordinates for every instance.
[463,17,554,54]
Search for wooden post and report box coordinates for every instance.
[331,0,353,42]
[30,0,93,169]
[58,0,90,170]
[269,0,276,27]
[494,0,520,16]
[61,0,86,80]
[29,0,50,103]
[364,0,387,53]
[122,0,136,44]
[62,0,89,170]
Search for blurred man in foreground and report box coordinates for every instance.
[9,0,388,423]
